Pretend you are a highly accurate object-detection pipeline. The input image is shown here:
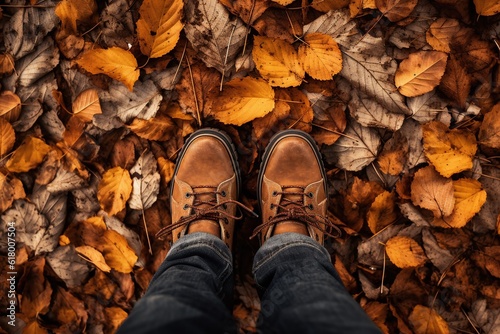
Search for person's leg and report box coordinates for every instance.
[253,233,380,334]
[252,130,380,333]
[118,232,236,334]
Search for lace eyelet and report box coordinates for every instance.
[222,204,227,209]
[308,204,314,210]
[220,190,227,197]
[183,204,189,210]
[272,191,278,196]
[270,204,274,209]
[185,193,191,198]
[307,192,314,198]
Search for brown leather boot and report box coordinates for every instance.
[156,129,254,249]
[251,130,341,245]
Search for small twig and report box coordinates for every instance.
[142,209,153,255]
[171,42,187,87]
[186,56,202,126]
[478,173,500,181]
[138,57,151,69]
[221,23,237,91]
[380,242,386,295]
[81,20,102,36]
[461,307,480,334]
[242,0,256,55]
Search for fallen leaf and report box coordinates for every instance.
[312,0,351,12]
[478,103,500,149]
[55,0,97,36]
[377,131,408,175]
[253,36,304,87]
[421,229,454,272]
[0,117,15,158]
[367,190,398,233]
[311,103,346,146]
[433,178,486,228]
[409,305,449,334]
[411,166,455,218]
[75,245,111,272]
[100,230,138,273]
[363,301,389,333]
[325,119,381,171]
[0,172,14,213]
[469,299,500,334]
[104,306,128,332]
[358,224,404,267]
[157,157,175,185]
[52,286,88,332]
[72,89,102,122]
[127,115,175,141]
[376,0,418,22]
[0,91,21,118]
[252,89,292,140]
[6,136,51,173]
[136,0,184,58]
[422,121,477,177]
[439,56,470,108]
[0,53,15,76]
[473,0,500,16]
[395,51,448,97]
[208,76,275,126]
[97,166,133,216]
[472,246,500,278]
[349,90,405,131]
[76,47,139,91]
[46,245,90,288]
[386,236,427,268]
[128,151,161,211]
[184,0,246,74]
[408,91,447,124]
[298,33,342,80]
[221,0,269,24]
[426,18,460,52]
[19,257,52,319]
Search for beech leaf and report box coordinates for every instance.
[75,245,111,273]
[97,166,132,216]
[55,0,97,35]
[100,230,138,273]
[298,33,343,80]
[76,47,139,91]
[395,51,448,98]
[129,151,161,211]
[208,77,275,126]
[386,236,427,268]
[409,305,449,334]
[6,137,51,173]
[367,190,398,233]
[0,117,15,158]
[473,0,500,16]
[478,103,500,149]
[72,89,102,122]
[0,91,21,118]
[136,0,184,58]
[426,18,460,53]
[376,0,418,22]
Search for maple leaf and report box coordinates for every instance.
[97,166,132,216]
[136,0,184,58]
[76,47,139,91]
[207,76,275,126]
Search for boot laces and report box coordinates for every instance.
[250,185,342,239]
[156,185,256,239]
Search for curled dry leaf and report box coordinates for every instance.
[208,76,275,126]
[298,33,343,81]
[76,245,111,272]
[76,47,139,91]
[409,305,449,334]
[0,117,15,158]
[6,137,51,173]
[411,166,455,219]
[385,236,427,268]
[376,0,418,22]
[136,0,184,58]
[395,51,448,97]
[129,151,161,211]
[433,178,487,228]
[253,36,304,87]
[478,103,500,149]
[0,91,21,118]
[97,166,132,216]
[72,88,102,122]
[127,115,175,141]
[422,121,477,177]
[473,0,500,16]
[426,18,460,53]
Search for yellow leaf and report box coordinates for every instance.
[422,121,477,177]
[209,77,275,126]
[298,33,342,80]
[253,36,304,87]
[473,0,500,16]
[312,0,351,12]
[72,89,102,122]
[76,47,139,91]
[98,167,132,216]
[411,166,455,219]
[6,137,51,173]
[136,0,184,58]
[409,305,449,334]
[59,234,71,246]
[386,236,427,268]
[23,321,49,334]
[75,245,112,273]
[0,171,14,213]
[395,51,448,97]
[158,157,175,184]
[101,230,138,273]
[433,178,487,228]
[426,18,460,53]
[367,190,397,234]
[127,115,175,141]
[0,53,15,76]
[0,91,21,119]
[271,0,294,4]
[0,117,15,157]
[55,0,97,35]
[104,307,128,332]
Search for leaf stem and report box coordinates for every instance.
[185,56,202,127]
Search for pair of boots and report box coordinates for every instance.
[156,129,341,248]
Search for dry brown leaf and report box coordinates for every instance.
[127,115,175,141]
[72,89,102,122]
[367,190,397,234]
[409,305,449,334]
[311,104,346,146]
[376,0,418,22]
[100,230,138,273]
[104,306,128,332]
[158,157,175,185]
[377,131,408,175]
[52,286,88,332]
[97,166,133,216]
[426,18,460,52]
[208,76,275,126]
[363,302,389,333]
[252,89,291,140]
[253,36,304,87]
[433,178,487,228]
[271,0,294,4]
[439,56,470,108]
[0,117,15,158]
[0,91,21,119]
[298,33,342,80]
[395,51,448,97]
[0,172,14,213]
[6,137,51,173]
[422,121,477,177]
[478,103,500,149]
[312,0,351,12]
[472,246,500,278]
[23,321,49,334]
[136,0,184,58]
[386,236,427,268]
[55,0,97,35]
[473,0,500,15]
[411,166,455,219]
[76,47,139,91]
[75,245,112,273]
[19,258,52,320]
[221,0,269,24]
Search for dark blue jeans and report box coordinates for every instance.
[117,233,380,334]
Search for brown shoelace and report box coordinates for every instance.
[156,185,257,239]
[250,185,342,240]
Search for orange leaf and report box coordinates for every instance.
[158,157,175,184]
[6,137,51,173]
[75,245,112,273]
[127,115,175,141]
[395,51,448,97]
[76,47,139,91]
[367,190,397,234]
[478,103,500,149]
[409,305,449,334]
[376,0,418,22]
[311,0,350,12]
[0,172,14,213]
[97,167,133,216]
[298,33,342,80]
[426,18,460,53]
[0,53,15,76]
[386,236,427,268]
[0,91,21,119]
[55,0,97,35]
[473,0,500,16]
[72,89,102,122]
[0,117,15,158]
[100,230,138,273]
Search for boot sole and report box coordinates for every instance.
[257,130,328,211]
[170,128,241,200]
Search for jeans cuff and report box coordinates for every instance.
[167,232,233,265]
